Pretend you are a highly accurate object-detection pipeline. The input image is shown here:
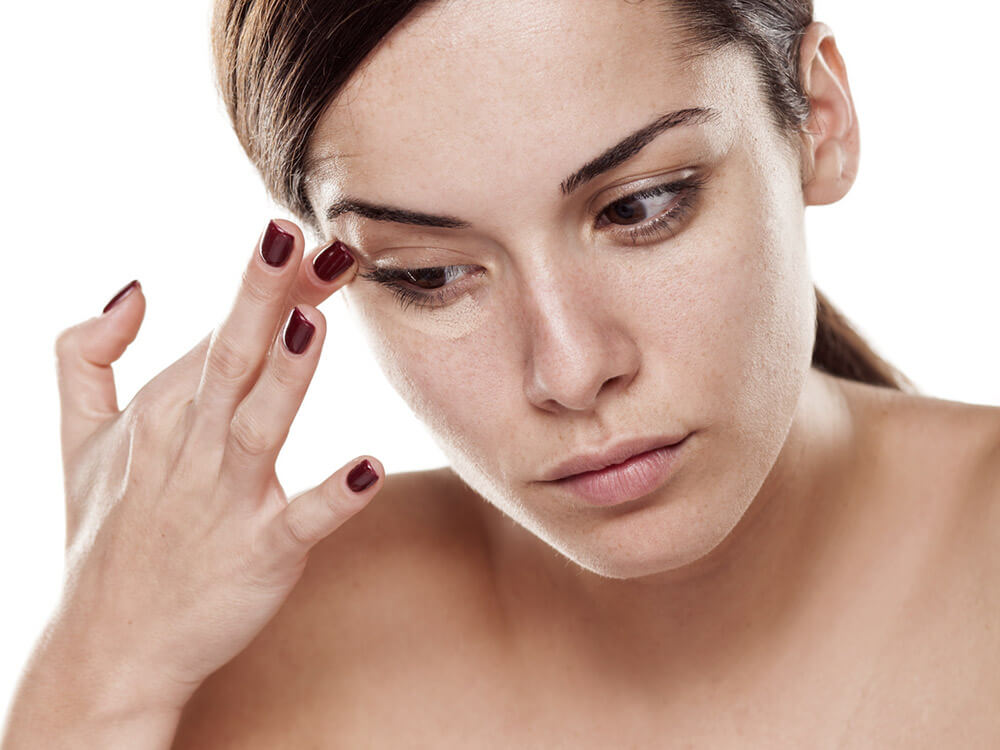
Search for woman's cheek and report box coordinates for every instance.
[350,293,510,442]
[671,189,812,441]
[382,292,489,342]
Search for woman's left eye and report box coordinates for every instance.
[359,175,706,313]
[594,174,706,245]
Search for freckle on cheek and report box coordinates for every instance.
[391,294,487,341]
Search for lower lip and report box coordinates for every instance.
[552,436,689,507]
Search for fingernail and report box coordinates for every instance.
[282,306,315,354]
[313,240,355,282]
[260,220,294,267]
[103,279,140,313]
[347,459,378,492]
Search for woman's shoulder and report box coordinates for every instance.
[826,381,1000,739]
[171,465,495,749]
[847,378,1000,527]
[846,377,1000,608]
[841,376,1000,489]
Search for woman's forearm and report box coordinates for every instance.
[1,622,187,750]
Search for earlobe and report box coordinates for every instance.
[797,22,861,206]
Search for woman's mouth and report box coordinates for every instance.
[549,434,690,506]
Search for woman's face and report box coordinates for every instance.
[304,0,818,579]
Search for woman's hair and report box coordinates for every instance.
[210,0,919,394]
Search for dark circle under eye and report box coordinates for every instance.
[604,197,649,225]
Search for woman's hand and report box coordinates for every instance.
[44,220,380,719]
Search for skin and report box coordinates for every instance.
[168,0,1000,747]
[304,0,858,630]
[8,2,996,747]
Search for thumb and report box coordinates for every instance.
[55,279,146,462]
[264,455,385,569]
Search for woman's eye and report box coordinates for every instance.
[603,189,678,225]
[595,175,706,245]
[357,264,481,313]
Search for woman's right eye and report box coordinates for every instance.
[357,264,481,313]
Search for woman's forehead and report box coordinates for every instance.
[305,0,750,215]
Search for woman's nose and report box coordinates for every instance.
[520,275,641,413]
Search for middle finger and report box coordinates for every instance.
[190,219,304,439]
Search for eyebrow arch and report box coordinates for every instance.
[324,106,720,230]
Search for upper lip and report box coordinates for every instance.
[540,432,690,482]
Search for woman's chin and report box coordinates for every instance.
[549,520,741,583]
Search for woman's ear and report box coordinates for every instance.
[797,22,861,206]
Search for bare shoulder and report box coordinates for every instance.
[833,381,1000,739]
[847,376,1000,602]
[830,376,1000,585]
[883,381,1000,549]
[841,377,1000,499]
[171,466,495,749]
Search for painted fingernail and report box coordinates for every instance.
[260,220,294,267]
[282,307,315,354]
[347,459,378,492]
[313,240,355,282]
[102,279,140,313]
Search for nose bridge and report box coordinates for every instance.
[516,245,641,412]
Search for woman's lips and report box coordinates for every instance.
[551,435,690,506]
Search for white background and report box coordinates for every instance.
[1,0,997,717]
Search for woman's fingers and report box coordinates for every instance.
[220,305,326,498]
[134,232,358,427]
[256,237,359,372]
[190,220,304,442]
[292,238,359,309]
[261,455,384,571]
[55,279,145,463]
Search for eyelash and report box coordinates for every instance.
[357,174,706,313]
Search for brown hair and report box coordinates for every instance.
[210,0,919,394]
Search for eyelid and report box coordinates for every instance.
[588,167,700,213]
[594,172,706,245]
[358,263,481,292]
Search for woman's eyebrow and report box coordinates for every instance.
[560,106,720,195]
[324,106,720,230]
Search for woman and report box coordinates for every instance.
[4,0,999,746]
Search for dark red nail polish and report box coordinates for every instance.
[102,279,140,313]
[347,459,378,492]
[260,220,294,267]
[313,240,355,282]
[282,307,315,354]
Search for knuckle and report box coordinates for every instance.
[132,384,171,421]
[205,334,253,386]
[283,509,318,550]
[233,535,280,590]
[324,479,363,519]
[240,268,276,309]
[269,357,302,391]
[228,411,274,459]
[53,327,79,361]
[133,374,172,410]
[124,398,163,442]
